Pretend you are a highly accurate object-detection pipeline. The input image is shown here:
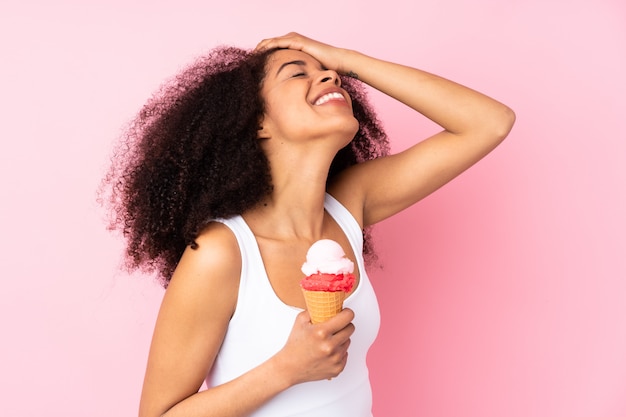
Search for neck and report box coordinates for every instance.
[244,152,333,241]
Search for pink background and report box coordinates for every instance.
[1,1,625,416]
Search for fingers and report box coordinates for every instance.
[323,307,355,333]
[255,32,306,52]
[283,309,355,382]
[297,308,355,353]
[308,308,355,352]
[312,325,352,379]
[255,33,347,75]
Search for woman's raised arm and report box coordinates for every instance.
[258,33,516,226]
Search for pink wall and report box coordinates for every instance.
[1,1,624,416]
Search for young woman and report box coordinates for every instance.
[102,33,514,417]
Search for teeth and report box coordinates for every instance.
[314,92,345,105]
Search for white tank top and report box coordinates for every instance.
[206,193,380,416]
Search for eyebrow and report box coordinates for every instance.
[275,60,307,77]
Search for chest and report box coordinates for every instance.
[256,235,360,310]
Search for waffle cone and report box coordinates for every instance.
[302,289,346,324]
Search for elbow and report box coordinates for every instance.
[492,105,516,143]
[471,105,515,153]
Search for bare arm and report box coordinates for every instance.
[337,50,515,226]
[257,33,516,226]
[139,222,355,417]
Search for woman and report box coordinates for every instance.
[103,33,514,417]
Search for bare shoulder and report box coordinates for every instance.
[166,221,241,315]
[326,165,370,228]
[180,221,241,277]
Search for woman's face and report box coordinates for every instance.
[258,49,359,149]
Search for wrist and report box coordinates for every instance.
[267,351,301,389]
[336,48,359,76]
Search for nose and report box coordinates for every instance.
[319,69,341,87]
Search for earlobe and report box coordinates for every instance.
[257,118,271,139]
[257,125,270,139]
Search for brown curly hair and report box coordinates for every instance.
[100,46,389,286]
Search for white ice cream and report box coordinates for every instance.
[301,239,354,276]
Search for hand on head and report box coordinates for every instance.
[255,32,349,76]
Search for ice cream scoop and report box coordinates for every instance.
[301,239,355,276]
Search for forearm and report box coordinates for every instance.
[339,49,515,138]
[159,356,292,417]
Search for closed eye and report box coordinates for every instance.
[291,72,307,78]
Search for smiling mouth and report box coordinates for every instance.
[314,92,346,106]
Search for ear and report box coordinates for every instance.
[257,117,271,139]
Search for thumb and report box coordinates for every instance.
[296,309,312,324]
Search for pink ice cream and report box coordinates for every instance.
[300,239,355,292]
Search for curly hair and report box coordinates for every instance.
[100,46,389,286]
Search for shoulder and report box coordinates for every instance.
[189,221,241,270]
[165,221,241,318]
[327,162,375,228]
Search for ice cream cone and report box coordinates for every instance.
[302,289,346,324]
